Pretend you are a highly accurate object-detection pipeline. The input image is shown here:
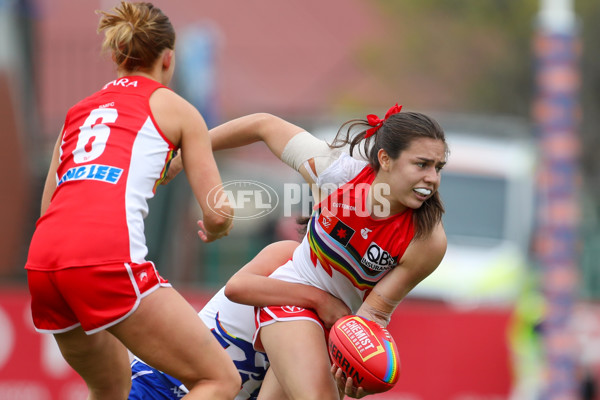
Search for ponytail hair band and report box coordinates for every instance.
[365,103,403,138]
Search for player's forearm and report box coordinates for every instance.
[210,113,304,161]
[355,289,401,328]
[209,114,270,151]
[224,272,324,309]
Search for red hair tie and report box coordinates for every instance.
[365,103,403,138]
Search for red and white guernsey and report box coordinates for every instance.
[26,76,177,270]
[271,154,415,312]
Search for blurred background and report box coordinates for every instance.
[1,0,599,399]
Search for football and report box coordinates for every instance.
[328,315,400,393]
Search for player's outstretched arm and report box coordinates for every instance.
[163,113,313,186]
[209,113,339,193]
[224,240,350,328]
[209,113,304,156]
[357,222,447,327]
[162,114,306,184]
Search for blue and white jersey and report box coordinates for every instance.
[129,288,268,400]
[199,288,269,399]
[130,358,187,399]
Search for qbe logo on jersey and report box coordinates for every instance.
[207,180,279,220]
[361,242,398,272]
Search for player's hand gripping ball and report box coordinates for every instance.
[328,315,400,393]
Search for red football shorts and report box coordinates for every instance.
[253,305,329,352]
[27,262,170,334]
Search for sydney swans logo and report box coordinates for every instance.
[207,180,279,220]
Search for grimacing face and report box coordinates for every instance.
[373,137,446,216]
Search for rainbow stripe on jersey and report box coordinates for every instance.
[307,207,390,291]
[153,148,178,192]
